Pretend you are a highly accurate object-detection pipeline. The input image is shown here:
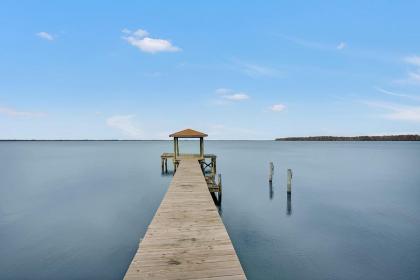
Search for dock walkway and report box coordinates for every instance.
[124,158,246,280]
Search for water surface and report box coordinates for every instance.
[0,141,419,279]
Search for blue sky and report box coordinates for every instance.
[1,1,420,139]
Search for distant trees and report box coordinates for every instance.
[275,135,420,141]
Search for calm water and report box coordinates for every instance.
[0,141,419,280]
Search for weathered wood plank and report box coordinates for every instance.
[124,159,246,280]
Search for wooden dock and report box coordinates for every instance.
[161,153,217,174]
[124,158,246,280]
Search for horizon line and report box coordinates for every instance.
[1,134,419,141]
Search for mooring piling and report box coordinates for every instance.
[217,173,222,204]
[287,168,293,193]
[269,162,274,182]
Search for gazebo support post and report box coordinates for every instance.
[199,137,204,158]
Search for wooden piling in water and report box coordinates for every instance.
[269,162,274,182]
[287,168,292,193]
[217,173,222,204]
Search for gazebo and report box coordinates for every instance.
[169,128,208,160]
[160,128,216,175]
[160,128,221,203]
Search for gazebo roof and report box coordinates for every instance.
[169,129,208,138]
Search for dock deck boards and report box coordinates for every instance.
[161,153,217,159]
[124,159,246,280]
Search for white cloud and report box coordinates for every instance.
[132,29,149,38]
[337,42,346,50]
[387,108,420,121]
[222,93,249,101]
[279,34,398,64]
[397,55,420,84]
[0,106,46,118]
[365,101,420,122]
[404,55,420,67]
[215,88,232,95]
[215,88,249,102]
[386,106,420,121]
[375,87,420,101]
[397,71,420,85]
[127,37,180,53]
[280,35,347,52]
[122,28,181,54]
[270,104,286,112]
[407,71,420,82]
[36,32,54,41]
[106,115,143,138]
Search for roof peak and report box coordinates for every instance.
[169,129,208,138]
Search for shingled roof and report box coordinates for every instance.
[169,129,208,138]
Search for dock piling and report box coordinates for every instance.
[269,162,274,182]
[218,173,222,204]
[287,168,293,193]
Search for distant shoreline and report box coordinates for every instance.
[275,135,420,141]
[0,135,420,141]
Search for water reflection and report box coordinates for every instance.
[287,193,292,216]
[161,170,175,176]
[269,181,274,200]
[217,201,223,215]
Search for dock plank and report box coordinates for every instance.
[124,159,246,280]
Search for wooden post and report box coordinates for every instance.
[161,158,164,173]
[213,157,217,174]
[200,161,205,175]
[269,162,274,182]
[287,169,292,193]
[164,158,168,173]
[218,174,222,204]
[173,137,177,160]
[175,138,179,157]
[200,137,204,158]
